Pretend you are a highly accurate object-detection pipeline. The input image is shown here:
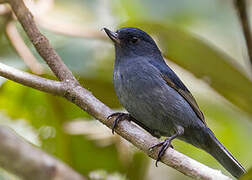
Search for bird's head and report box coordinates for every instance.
[104,27,161,58]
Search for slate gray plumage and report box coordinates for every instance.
[104,27,246,179]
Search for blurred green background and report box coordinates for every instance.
[0,0,252,179]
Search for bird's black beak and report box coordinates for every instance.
[103,28,120,44]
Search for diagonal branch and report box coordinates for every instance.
[0,0,233,179]
[8,0,77,82]
[234,0,252,71]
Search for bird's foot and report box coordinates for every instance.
[149,138,173,167]
[107,112,132,134]
[149,127,184,167]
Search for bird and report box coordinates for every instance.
[103,27,246,179]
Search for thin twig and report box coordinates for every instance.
[0,62,66,95]
[0,0,233,179]
[6,21,44,74]
[234,0,252,71]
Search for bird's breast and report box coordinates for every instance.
[113,60,177,135]
[113,59,203,137]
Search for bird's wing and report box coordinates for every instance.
[149,60,206,125]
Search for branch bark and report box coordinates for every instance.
[0,62,66,95]
[0,0,233,179]
[0,126,85,180]
[8,0,76,82]
[234,0,252,71]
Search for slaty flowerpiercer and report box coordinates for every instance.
[104,27,246,179]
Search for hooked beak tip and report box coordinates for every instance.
[103,28,120,44]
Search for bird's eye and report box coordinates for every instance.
[131,37,139,43]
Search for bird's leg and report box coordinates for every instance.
[107,112,134,134]
[107,112,162,138]
[149,126,184,167]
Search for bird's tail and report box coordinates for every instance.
[204,128,246,178]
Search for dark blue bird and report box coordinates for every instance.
[104,27,246,178]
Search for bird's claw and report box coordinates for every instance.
[107,112,123,120]
[149,138,172,167]
[107,112,130,134]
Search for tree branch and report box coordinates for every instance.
[0,126,85,180]
[0,62,66,95]
[0,0,233,179]
[234,0,252,71]
[8,0,77,82]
